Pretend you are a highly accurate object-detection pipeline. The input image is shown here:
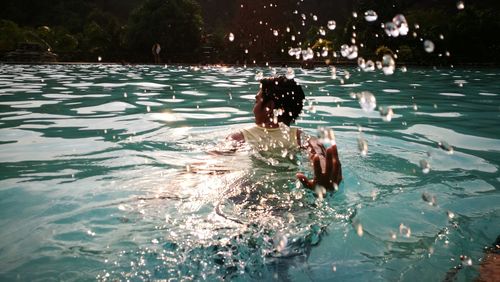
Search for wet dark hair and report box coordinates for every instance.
[260,75,305,125]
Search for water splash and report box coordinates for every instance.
[399,223,411,238]
[357,137,368,156]
[422,192,437,206]
[327,20,336,30]
[364,10,378,22]
[228,32,235,42]
[457,1,465,10]
[438,140,454,154]
[379,106,394,121]
[353,91,377,112]
[384,14,409,37]
[424,40,435,53]
[420,159,431,174]
[340,44,358,60]
[382,54,396,75]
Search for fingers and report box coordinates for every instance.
[312,154,322,177]
[296,172,313,189]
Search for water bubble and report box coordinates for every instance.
[357,137,368,156]
[420,159,431,174]
[327,20,337,30]
[379,106,394,121]
[422,192,437,206]
[399,223,411,238]
[273,30,279,36]
[457,1,465,10]
[438,140,454,154]
[255,72,263,81]
[282,68,295,80]
[382,54,396,75]
[228,32,235,42]
[356,91,377,112]
[424,40,435,53]
[364,10,378,22]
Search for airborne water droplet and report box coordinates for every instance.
[420,159,431,174]
[285,67,295,79]
[364,10,378,22]
[424,40,435,53]
[327,20,336,30]
[457,1,465,10]
[357,137,368,156]
[228,32,235,42]
[357,91,377,112]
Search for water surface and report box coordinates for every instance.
[0,64,499,281]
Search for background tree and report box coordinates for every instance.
[125,0,204,63]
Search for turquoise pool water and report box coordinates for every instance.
[0,64,499,281]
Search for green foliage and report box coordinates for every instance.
[126,0,204,62]
[0,20,25,52]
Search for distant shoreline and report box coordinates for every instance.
[1,60,498,68]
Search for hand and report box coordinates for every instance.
[296,144,342,191]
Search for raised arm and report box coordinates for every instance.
[296,134,342,191]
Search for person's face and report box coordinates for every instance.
[253,89,273,125]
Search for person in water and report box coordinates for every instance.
[228,75,342,190]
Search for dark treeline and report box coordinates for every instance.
[0,0,499,65]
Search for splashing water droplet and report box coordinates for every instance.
[357,57,366,69]
[422,192,437,206]
[255,72,263,81]
[147,106,151,112]
[245,49,249,54]
[364,60,375,72]
[313,15,318,21]
[285,67,295,79]
[438,140,454,154]
[457,1,465,10]
[420,159,431,174]
[356,91,377,112]
[364,10,378,22]
[379,106,394,121]
[424,40,435,53]
[302,48,314,60]
[399,223,411,238]
[357,137,368,156]
[355,222,364,237]
[352,11,358,18]
[152,238,159,244]
[319,27,326,36]
[98,56,102,62]
[447,211,456,219]
[273,30,279,36]
[228,32,235,42]
[382,54,396,75]
[327,20,336,30]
